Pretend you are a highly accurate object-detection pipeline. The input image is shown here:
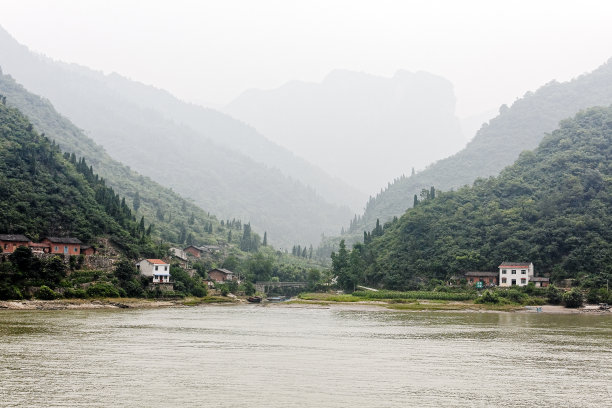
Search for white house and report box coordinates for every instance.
[136,259,171,283]
[498,262,534,287]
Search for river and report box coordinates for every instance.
[0,305,610,407]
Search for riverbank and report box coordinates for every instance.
[0,296,235,310]
[1,296,610,314]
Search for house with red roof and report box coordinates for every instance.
[136,259,171,284]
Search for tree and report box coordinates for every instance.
[133,191,140,212]
[114,258,138,282]
[263,232,267,246]
[331,240,352,291]
[413,194,418,207]
[563,289,583,308]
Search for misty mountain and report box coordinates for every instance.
[346,58,612,237]
[0,26,352,247]
[0,70,237,247]
[225,69,465,192]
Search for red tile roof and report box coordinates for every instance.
[499,262,531,268]
[146,259,168,265]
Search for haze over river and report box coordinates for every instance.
[0,305,610,407]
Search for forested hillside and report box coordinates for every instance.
[0,100,161,257]
[335,107,612,290]
[347,58,612,238]
[0,71,240,247]
[0,26,353,247]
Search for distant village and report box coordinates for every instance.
[1,234,552,293]
[0,234,239,292]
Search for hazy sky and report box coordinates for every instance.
[2,0,612,117]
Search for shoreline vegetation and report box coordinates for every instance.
[1,293,609,314]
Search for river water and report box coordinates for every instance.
[0,305,610,407]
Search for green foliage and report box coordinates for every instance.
[63,288,87,299]
[563,289,583,308]
[36,285,58,300]
[546,285,563,305]
[86,282,120,298]
[0,103,160,258]
[476,290,500,304]
[351,290,475,301]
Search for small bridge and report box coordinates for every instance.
[255,281,308,294]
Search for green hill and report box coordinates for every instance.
[0,99,160,257]
[347,59,612,238]
[0,70,241,248]
[338,106,612,289]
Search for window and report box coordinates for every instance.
[511,270,516,274]
[55,246,58,251]
[502,269,507,274]
[470,278,474,283]
[3,244,7,249]
[502,277,507,283]
[511,279,516,285]
[164,266,168,271]
[155,266,159,271]
[74,247,78,252]
[521,270,526,274]
[521,278,526,284]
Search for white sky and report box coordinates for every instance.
[2,0,612,117]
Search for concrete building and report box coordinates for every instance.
[499,262,534,287]
[136,259,171,283]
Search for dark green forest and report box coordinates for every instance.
[0,100,160,257]
[333,107,612,291]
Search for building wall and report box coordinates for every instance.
[136,261,170,277]
[185,247,201,258]
[0,240,29,253]
[467,276,498,286]
[209,270,231,283]
[42,240,80,255]
[499,267,530,287]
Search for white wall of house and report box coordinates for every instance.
[136,260,170,277]
[499,263,533,287]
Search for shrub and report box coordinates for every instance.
[191,285,207,297]
[475,290,499,304]
[37,285,58,300]
[86,282,120,298]
[546,285,563,305]
[501,289,527,304]
[563,289,583,308]
[64,288,87,299]
[0,284,23,300]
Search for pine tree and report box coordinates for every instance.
[430,186,436,200]
[413,194,418,207]
[263,231,267,246]
[133,191,140,212]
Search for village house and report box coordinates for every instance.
[530,276,550,288]
[136,259,171,284]
[80,245,96,256]
[184,245,221,258]
[41,237,82,255]
[170,247,188,261]
[499,262,534,287]
[0,234,30,253]
[207,268,236,283]
[464,271,498,287]
[29,242,51,254]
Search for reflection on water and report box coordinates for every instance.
[0,306,610,407]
